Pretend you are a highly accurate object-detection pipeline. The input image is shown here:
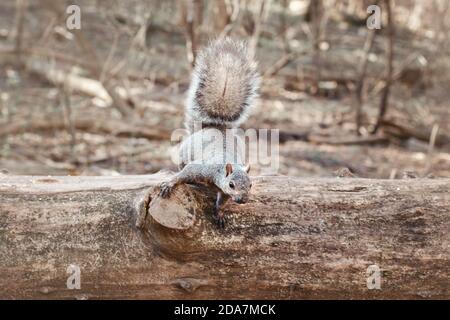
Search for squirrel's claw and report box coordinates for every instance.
[217,216,226,229]
[213,210,226,229]
[159,181,174,198]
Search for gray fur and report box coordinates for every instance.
[185,38,260,132]
[160,38,259,228]
[178,128,246,168]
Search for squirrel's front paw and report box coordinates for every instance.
[159,181,175,198]
[213,209,226,229]
[216,216,226,229]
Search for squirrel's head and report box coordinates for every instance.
[221,163,252,204]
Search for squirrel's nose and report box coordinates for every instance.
[234,196,248,204]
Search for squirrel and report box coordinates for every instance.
[159,38,260,228]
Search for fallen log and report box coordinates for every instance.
[0,174,448,299]
[27,61,137,118]
[0,46,184,87]
[308,134,389,145]
[0,115,171,141]
[381,119,450,147]
[27,61,113,105]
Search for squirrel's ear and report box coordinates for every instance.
[225,163,233,177]
[244,164,251,173]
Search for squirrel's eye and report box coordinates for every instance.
[229,181,235,189]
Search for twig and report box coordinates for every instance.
[368,52,419,98]
[100,32,120,84]
[279,0,290,53]
[60,84,77,164]
[263,51,298,78]
[372,0,394,134]
[35,16,57,47]
[424,124,439,175]
[263,0,302,78]
[248,0,267,58]
[354,28,377,135]
[310,0,324,84]
[219,0,241,39]
[389,169,397,179]
[13,0,27,63]
[184,0,202,68]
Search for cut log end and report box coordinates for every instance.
[135,183,218,258]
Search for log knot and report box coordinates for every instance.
[172,277,210,293]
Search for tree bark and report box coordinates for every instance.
[0,174,449,299]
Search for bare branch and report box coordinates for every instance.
[354,28,377,135]
[372,0,395,134]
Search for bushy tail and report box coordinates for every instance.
[185,38,260,132]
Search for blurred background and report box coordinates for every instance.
[0,0,449,178]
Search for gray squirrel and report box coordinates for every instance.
[159,38,260,228]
